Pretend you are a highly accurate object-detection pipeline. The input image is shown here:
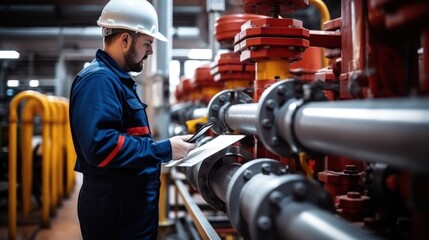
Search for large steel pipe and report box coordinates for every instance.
[210,162,241,203]
[240,174,377,240]
[225,103,258,135]
[276,202,376,240]
[254,80,429,172]
[181,151,379,239]
[207,89,253,134]
[278,98,429,172]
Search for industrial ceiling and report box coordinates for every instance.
[0,0,339,93]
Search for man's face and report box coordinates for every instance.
[124,34,154,73]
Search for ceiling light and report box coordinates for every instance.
[29,79,39,87]
[176,27,199,37]
[7,80,20,87]
[0,50,20,59]
[188,49,212,60]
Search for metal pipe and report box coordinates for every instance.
[172,168,221,240]
[9,91,52,239]
[21,99,42,218]
[309,0,331,67]
[191,107,208,119]
[277,202,377,240]
[278,98,429,172]
[225,103,258,135]
[210,163,241,202]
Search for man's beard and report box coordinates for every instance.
[124,43,144,73]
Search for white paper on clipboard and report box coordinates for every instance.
[164,135,245,167]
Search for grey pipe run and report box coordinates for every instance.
[191,107,208,119]
[239,174,377,240]
[277,98,429,172]
[276,202,375,240]
[184,157,378,240]
[209,163,241,203]
[224,103,258,135]
[220,93,429,172]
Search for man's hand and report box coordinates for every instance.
[169,135,197,160]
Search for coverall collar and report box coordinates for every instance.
[96,49,136,88]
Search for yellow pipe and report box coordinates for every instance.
[224,80,250,89]
[47,98,59,210]
[21,99,43,218]
[57,98,69,197]
[62,98,76,196]
[299,152,314,179]
[48,96,66,203]
[39,94,52,227]
[9,91,52,239]
[185,116,208,134]
[256,59,291,80]
[309,0,331,67]
[158,170,169,225]
[58,97,76,196]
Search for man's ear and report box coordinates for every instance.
[120,33,131,50]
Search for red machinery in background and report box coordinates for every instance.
[173,0,429,239]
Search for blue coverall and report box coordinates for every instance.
[69,49,172,239]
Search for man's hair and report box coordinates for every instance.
[104,29,139,45]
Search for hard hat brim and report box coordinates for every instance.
[150,31,168,42]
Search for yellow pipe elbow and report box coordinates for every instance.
[8,91,52,239]
[309,0,331,67]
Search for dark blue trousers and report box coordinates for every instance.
[78,176,160,240]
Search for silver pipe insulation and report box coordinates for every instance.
[277,98,429,172]
[224,103,258,135]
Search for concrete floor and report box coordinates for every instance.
[0,172,231,240]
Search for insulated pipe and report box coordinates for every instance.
[224,103,258,135]
[278,97,429,172]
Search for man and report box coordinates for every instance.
[69,0,196,239]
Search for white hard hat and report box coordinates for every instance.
[97,0,168,42]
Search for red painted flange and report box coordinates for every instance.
[215,14,268,46]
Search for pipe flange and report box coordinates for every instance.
[240,174,334,240]
[256,79,304,157]
[208,89,253,134]
[225,159,288,240]
[197,146,253,212]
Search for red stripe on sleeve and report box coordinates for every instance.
[126,126,150,135]
[98,135,125,167]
